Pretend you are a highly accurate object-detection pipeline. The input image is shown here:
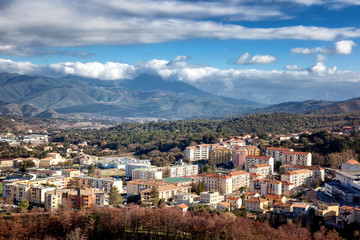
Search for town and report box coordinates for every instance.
[1,125,360,239]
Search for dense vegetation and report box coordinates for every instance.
[48,113,360,166]
[0,206,345,240]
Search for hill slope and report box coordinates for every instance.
[0,72,263,120]
[312,97,360,115]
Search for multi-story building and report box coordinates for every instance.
[61,169,81,178]
[45,188,105,211]
[250,179,288,197]
[244,197,268,213]
[70,176,123,193]
[132,167,163,181]
[245,146,260,156]
[245,156,274,172]
[249,164,272,176]
[0,159,15,168]
[164,164,199,178]
[281,151,312,166]
[232,146,247,168]
[281,169,313,187]
[185,144,211,161]
[174,193,199,205]
[29,186,56,204]
[341,159,360,170]
[208,147,232,165]
[125,161,152,178]
[266,147,293,162]
[140,184,191,202]
[199,171,249,195]
[200,192,224,204]
[315,203,339,220]
[281,164,324,181]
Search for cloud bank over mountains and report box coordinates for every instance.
[1,56,359,104]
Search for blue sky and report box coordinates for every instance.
[0,0,360,104]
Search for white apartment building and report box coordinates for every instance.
[200,192,224,204]
[281,164,325,181]
[166,164,199,177]
[249,164,273,176]
[72,176,123,193]
[245,156,274,172]
[266,147,293,162]
[125,162,152,178]
[185,144,210,161]
[132,167,163,181]
[281,169,313,187]
[281,151,312,166]
[229,171,250,191]
[174,193,199,205]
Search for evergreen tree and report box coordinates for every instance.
[195,181,206,195]
[18,199,29,211]
[109,186,123,207]
[88,164,95,176]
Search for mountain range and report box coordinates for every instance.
[0,72,359,121]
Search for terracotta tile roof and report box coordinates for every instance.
[283,169,312,175]
[245,197,267,203]
[282,151,310,155]
[292,203,308,208]
[266,147,292,151]
[280,181,294,185]
[227,196,240,201]
[266,194,282,199]
[245,155,271,159]
[281,164,324,170]
[244,192,257,196]
[218,202,231,208]
[275,203,292,208]
[177,203,188,209]
[229,170,249,176]
[249,164,271,168]
[346,159,359,165]
[249,173,263,177]
[339,205,355,211]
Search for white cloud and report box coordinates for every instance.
[291,40,357,56]
[234,52,277,65]
[284,64,303,70]
[1,57,360,103]
[0,1,360,56]
[335,40,357,54]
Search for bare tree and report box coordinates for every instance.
[327,149,359,169]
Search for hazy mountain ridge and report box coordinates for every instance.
[0,72,263,120]
[312,97,360,115]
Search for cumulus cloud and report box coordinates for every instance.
[1,57,360,103]
[0,1,360,56]
[284,64,303,70]
[233,52,277,65]
[291,40,357,56]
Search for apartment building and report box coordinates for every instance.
[125,161,152,178]
[245,146,260,156]
[140,184,191,202]
[315,203,339,220]
[132,167,163,181]
[70,176,123,193]
[281,164,324,181]
[249,164,272,176]
[266,147,293,162]
[208,147,232,165]
[341,159,360,170]
[185,144,211,161]
[199,171,249,195]
[281,169,313,187]
[174,193,199,205]
[250,179,284,197]
[45,188,105,211]
[244,197,268,213]
[200,192,224,204]
[281,151,312,166]
[244,156,274,172]
[166,164,199,178]
[61,169,80,178]
[232,147,247,168]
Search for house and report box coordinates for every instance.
[244,197,268,213]
[273,202,293,215]
[292,203,310,217]
[226,196,242,209]
[265,194,286,206]
[341,159,360,171]
[217,201,231,211]
[244,192,260,200]
[176,203,189,214]
[0,159,15,168]
[336,205,356,227]
[61,169,80,178]
[315,203,339,220]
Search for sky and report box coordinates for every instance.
[1,0,360,104]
